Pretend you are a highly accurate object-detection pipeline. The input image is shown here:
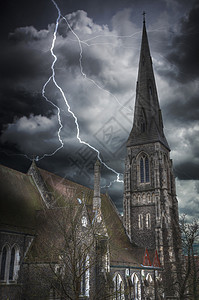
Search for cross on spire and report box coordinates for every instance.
[142,11,146,23]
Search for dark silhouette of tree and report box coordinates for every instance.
[177,216,199,300]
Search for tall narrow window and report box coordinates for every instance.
[145,157,149,182]
[138,214,143,230]
[146,213,151,229]
[131,273,141,300]
[140,158,144,183]
[113,273,124,300]
[139,154,150,183]
[80,255,89,297]
[9,247,15,281]
[0,246,7,281]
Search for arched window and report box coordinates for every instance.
[0,245,8,281]
[146,273,153,283]
[137,194,141,202]
[9,247,15,281]
[140,158,144,182]
[113,273,124,300]
[138,214,143,230]
[146,213,151,229]
[147,193,151,202]
[139,154,150,183]
[131,273,141,299]
[80,255,89,297]
[0,245,20,283]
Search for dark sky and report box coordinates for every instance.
[0,0,199,219]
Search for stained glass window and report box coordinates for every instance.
[140,158,144,183]
[145,157,149,182]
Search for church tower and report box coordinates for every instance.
[123,16,181,296]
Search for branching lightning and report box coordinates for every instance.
[38,0,123,183]
[60,13,132,113]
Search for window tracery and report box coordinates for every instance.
[113,273,124,300]
[131,273,141,299]
[139,154,150,183]
[0,244,20,283]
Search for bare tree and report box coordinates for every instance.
[177,216,199,300]
[22,192,112,300]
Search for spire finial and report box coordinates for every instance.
[142,11,146,24]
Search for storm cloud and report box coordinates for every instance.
[0,0,198,219]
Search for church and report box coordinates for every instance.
[0,18,181,299]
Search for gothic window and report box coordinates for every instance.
[131,273,141,300]
[145,157,149,182]
[146,213,151,229]
[9,247,15,281]
[147,193,151,202]
[138,214,143,230]
[113,273,125,300]
[152,193,155,202]
[143,193,146,203]
[0,245,20,283]
[0,245,8,281]
[146,273,153,283]
[140,157,144,182]
[80,255,89,297]
[139,154,150,183]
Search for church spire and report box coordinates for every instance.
[127,17,169,150]
[93,159,101,212]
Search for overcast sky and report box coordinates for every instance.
[0,0,199,219]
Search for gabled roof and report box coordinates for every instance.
[33,166,146,266]
[0,163,146,267]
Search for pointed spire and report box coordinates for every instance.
[142,11,146,24]
[127,17,169,150]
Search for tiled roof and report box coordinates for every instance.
[1,163,146,266]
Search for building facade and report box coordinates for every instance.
[123,18,182,297]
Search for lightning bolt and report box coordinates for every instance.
[60,13,132,113]
[39,0,123,183]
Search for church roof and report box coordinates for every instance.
[127,20,170,150]
[0,164,42,233]
[28,165,145,266]
[0,163,146,267]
